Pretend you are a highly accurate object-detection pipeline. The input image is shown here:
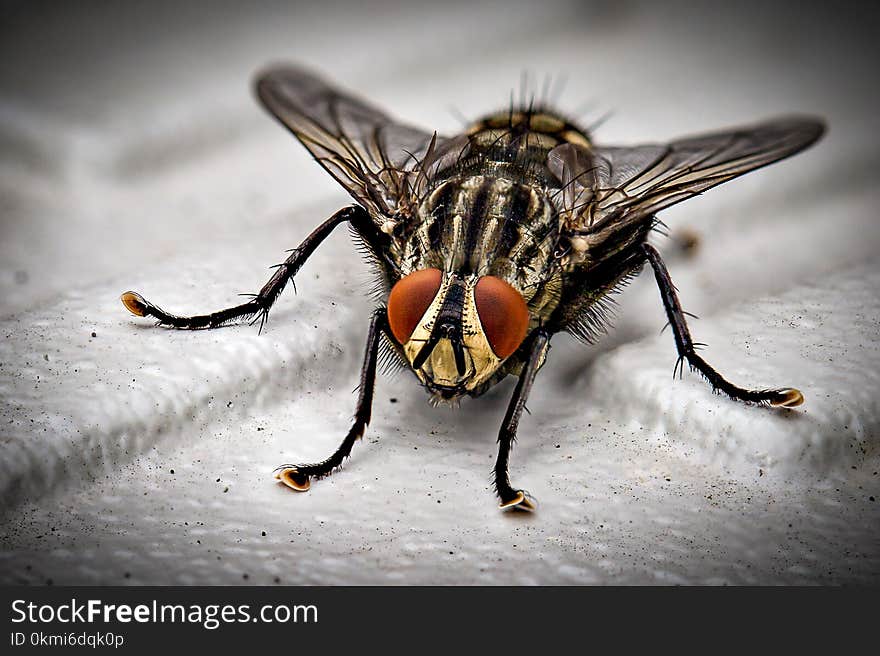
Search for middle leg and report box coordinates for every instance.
[275,307,388,491]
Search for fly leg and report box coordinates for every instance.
[495,330,551,511]
[274,308,387,491]
[121,205,370,331]
[642,242,803,407]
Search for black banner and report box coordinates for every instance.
[0,586,873,650]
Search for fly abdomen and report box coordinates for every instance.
[467,109,593,152]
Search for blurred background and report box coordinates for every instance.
[1,1,878,585]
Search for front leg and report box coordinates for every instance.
[642,243,803,407]
[121,205,370,331]
[495,330,551,512]
[274,307,387,491]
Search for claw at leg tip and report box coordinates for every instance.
[275,467,311,492]
[770,388,804,408]
[120,291,147,317]
[499,490,536,512]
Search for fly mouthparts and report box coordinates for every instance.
[412,332,441,370]
[451,337,467,377]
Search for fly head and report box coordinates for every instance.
[386,268,530,401]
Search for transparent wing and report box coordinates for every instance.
[549,117,825,239]
[255,65,448,221]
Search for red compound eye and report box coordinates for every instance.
[387,268,443,344]
[474,276,529,359]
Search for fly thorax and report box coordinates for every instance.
[413,175,560,287]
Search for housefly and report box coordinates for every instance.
[121,65,824,511]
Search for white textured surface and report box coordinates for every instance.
[1,1,878,585]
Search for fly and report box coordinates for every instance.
[121,65,825,511]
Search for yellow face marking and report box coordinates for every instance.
[402,275,506,393]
